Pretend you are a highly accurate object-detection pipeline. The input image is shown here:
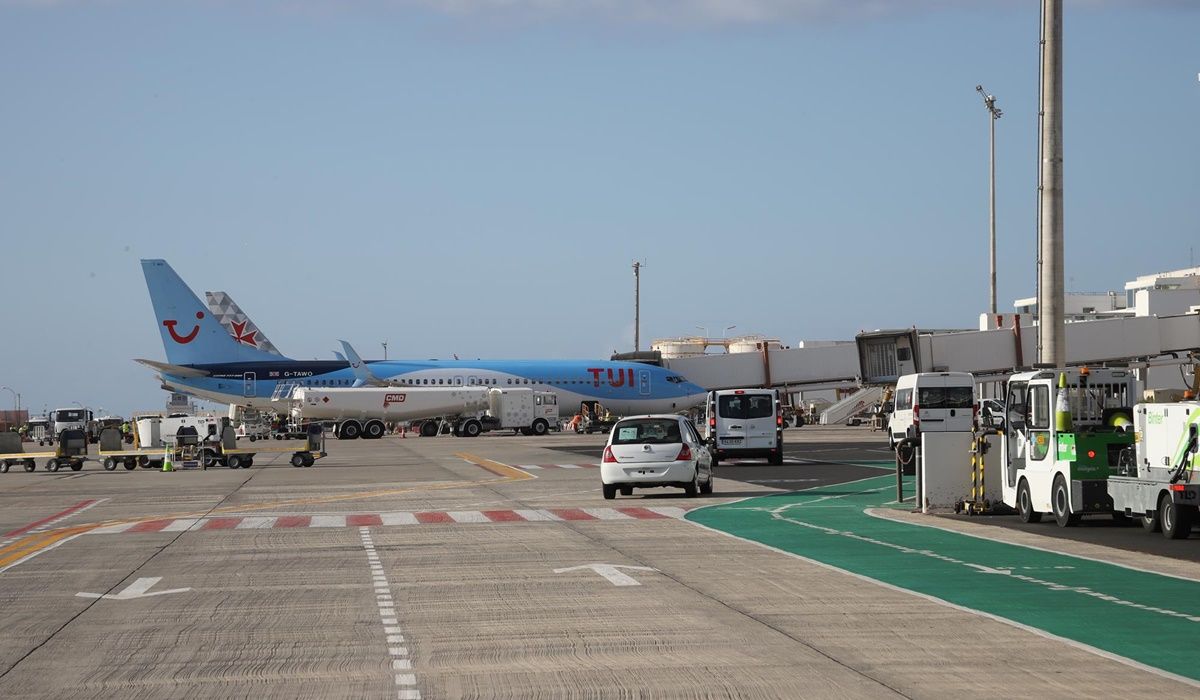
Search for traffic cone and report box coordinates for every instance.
[162,446,174,472]
[1055,372,1073,433]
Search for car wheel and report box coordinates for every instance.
[619,485,633,496]
[700,471,714,495]
[768,448,783,466]
[1052,475,1079,528]
[1017,479,1042,524]
[603,484,617,500]
[684,470,699,497]
[1160,495,1195,540]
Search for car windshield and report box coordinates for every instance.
[718,394,774,419]
[612,418,682,445]
[918,386,974,409]
[55,410,85,421]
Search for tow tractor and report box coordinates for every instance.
[999,367,1138,527]
[0,429,90,473]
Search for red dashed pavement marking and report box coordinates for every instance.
[127,519,172,533]
[483,510,525,522]
[274,515,312,528]
[83,507,692,535]
[548,508,597,521]
[415,511,454,524]
[347,514,384,527]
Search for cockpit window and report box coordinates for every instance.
[666,376,686,384]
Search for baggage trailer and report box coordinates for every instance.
[214,424,326,469]
[0,429,90,473]
[1108,400,1200,539]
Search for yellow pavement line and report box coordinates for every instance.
[0,525,98,569]
[455,452,535,480]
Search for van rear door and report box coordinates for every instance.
[916,379,974,432]
[742,393,777,450]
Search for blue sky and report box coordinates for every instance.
[1,0,1197,415]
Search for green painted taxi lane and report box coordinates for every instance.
[687,473,1200,684]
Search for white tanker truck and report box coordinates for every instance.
[290,386,556,439]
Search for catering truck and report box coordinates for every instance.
[290,386,555,439]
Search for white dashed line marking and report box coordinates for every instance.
[359,526,420,699]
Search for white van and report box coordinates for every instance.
[887,372,976,449]
[704,388,783,465]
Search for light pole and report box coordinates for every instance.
[382,341,388,361]
[695,325,709,339]
[976,85,1002,317]
[0,386,19,413]
[633,261,645,352]
[722,325,737,338]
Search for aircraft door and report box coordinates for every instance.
[638,370,651,396]
[243,372,257,398]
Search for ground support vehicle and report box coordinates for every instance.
[449,389,557,437]
[1108,401,1200,539]
[1000,368,1139,528]
[0,429,89,472]
[289,386,490,440]
[705,389,784,466]
[26,418,52,446]
[215,424,326,469]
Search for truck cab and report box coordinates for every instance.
[1000,367,1137,527]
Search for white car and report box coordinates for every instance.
[601,415,714,499]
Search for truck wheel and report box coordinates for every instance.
[124,459,137,470]
[462,420,482,438]
[201,450,217,469]
[603,484,617,500]
[1160,496,1195,540]
[227,455,243,469]
[1141,509,1161,533]
[291,453,306,468]
[302,454,314,467]
[0,461,9,473]
[531,419,548,436]
[1017,479,1042,524]
[103,457,117,471]
[339,422,362,440]
[1052,475,1079,528]
[420,421,439,438]
[24,459,36,472]
[70,461,83,471]
[363,421,385,440]
[47,459,61,472]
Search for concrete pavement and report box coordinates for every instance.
[0,427,1195,698]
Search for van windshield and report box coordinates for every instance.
[718,394,774,419]
[612,418,682,445]
[917,386,974,409]
[55,410,85,422]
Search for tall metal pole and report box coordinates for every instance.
[633,261,642,352]
[1038,0,1065,366]
[977,86,1002,316]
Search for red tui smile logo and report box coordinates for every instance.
[164,311,204,344]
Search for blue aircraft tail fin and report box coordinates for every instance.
[142,259,289,365]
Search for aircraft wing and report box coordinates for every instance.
[134,359,212,378]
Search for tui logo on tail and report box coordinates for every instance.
[164,312,204,344]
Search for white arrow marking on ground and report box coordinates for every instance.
[76,577,191,600]
[553,563,659,586]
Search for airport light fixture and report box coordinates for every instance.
[695,325,709,339]
[976,84,1002,316]
[0,386,18,412]
[722,325,737,338]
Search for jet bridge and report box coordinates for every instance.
[855,313,1200,387]
[657,312,1200,396]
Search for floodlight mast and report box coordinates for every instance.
[976,85,1003,317]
